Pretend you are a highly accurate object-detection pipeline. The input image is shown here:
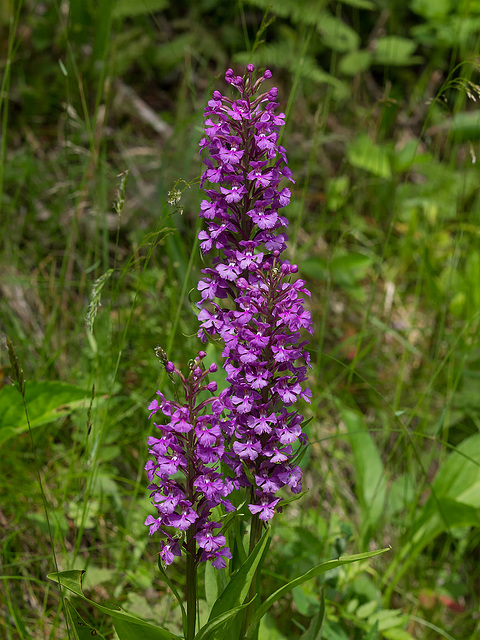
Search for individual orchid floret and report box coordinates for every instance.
[145,349,232,567]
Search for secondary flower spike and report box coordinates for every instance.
[145,350,233,568]
[197,65,313,520]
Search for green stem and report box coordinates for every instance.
[186,528,197,640]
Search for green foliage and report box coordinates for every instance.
[0,381,97,444]
[342,409,386,543]
[47,570,181,639]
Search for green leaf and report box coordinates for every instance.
[204,561,220,614]
[347,134,392,178]
[317,13,361,52]
[278,489,309,509]
[0,381,98,445]
[330,253,372,283]
[373,36,420,66]
[410,0,452,19]
[47,570,181,640]
[385,434,480,598]
[338,50,372,76]
[364,621,379,640]
[64,599,108,640]
[342,409,386,539]
[432,433,480,503]
[369,608,407,631]
[245,548,390,638]
[193,600,252,640]
[207,527,271,624]
[300,589,325,640]
[442,111,480,142]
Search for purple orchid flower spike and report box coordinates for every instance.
[145,349,233,567]
[197,65,313,522]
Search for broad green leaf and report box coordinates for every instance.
[0,381,97,445]
[385,434,480,598]
[442,111,480,142]
[64,599,107,640]
[301,257,327,281]
[338,50,372,76]
[330,253,372,284]
[410,0,451,19]
[368,608,407,631]
[373,36,420,66]
[317,13,360,52]
[432,433,480,503]
[47,570,181,640]
[347,134,392,178]
[342,409,386,539]
[207,527,271,624]
[113,618,180,640]
[245,548,390,638]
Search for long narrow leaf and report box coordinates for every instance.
[47,570,181,640]
[194,599,253,640]
[245,548,390,638]
[207,526,271,623]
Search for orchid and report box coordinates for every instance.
[145,349,233,568]
[197,64,313,522]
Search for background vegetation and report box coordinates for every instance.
[1,0,479,638]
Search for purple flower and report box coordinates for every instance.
[248,495,281,521]
[145,350,232,567]
[159,537,181,566]
[196,66,313,518]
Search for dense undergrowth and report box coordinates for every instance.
[1,1,479,638]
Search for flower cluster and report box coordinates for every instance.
[197,65,313,520]
[145,350,233,568]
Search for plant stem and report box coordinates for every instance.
[185,528,197,640]
[241,512,263,639]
